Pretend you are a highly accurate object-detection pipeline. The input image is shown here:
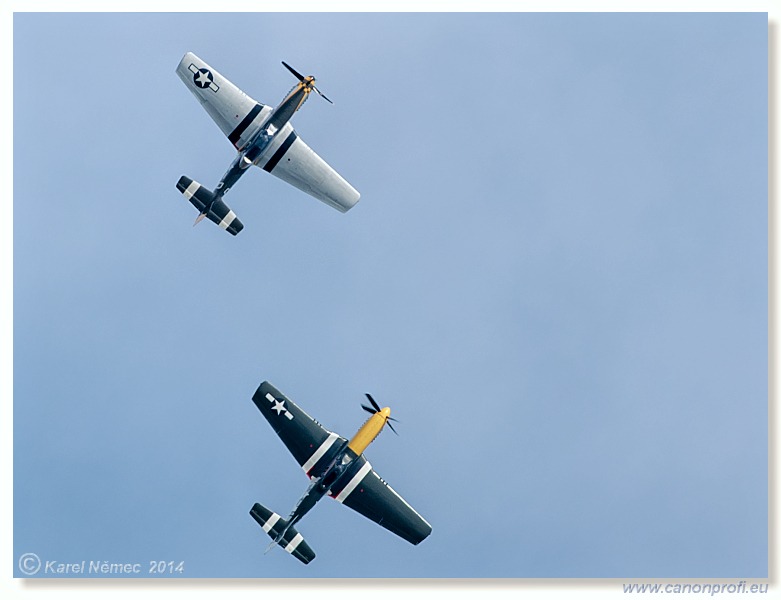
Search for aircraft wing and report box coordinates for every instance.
[331,454,432,545]
[176,51,273,151]
[252,382,348,478]
[253,122,360,213]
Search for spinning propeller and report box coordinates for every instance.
[361,393,399,435]
[282,61,333,104]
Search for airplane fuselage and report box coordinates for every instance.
[279,406,392,536]
[213,81,314,201]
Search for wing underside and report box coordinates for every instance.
[254,124,360,213]
[252,382,347,477]
[336,460,432,545]
[176,51,272,150]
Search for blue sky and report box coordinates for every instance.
[11,11,767,579]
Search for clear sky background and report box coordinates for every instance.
[12,11,767,579]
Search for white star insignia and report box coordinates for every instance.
[271,399,286,415]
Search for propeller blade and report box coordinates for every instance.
[361,393,398,433]
[313,86,333,104]
[281,61,306,82]
[193,212,207,227]
[365,393,381,412]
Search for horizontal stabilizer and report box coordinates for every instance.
[250,503,316,564]
[176,176,244,235]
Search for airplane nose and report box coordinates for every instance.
[381,407,391,418]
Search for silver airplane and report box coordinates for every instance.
[175,52,360,235]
